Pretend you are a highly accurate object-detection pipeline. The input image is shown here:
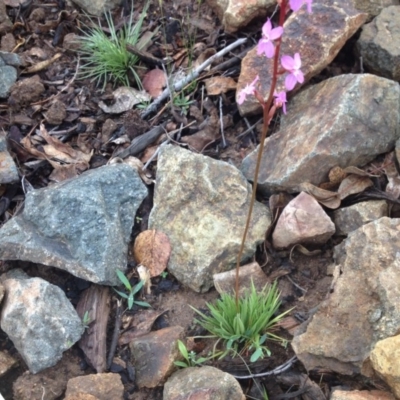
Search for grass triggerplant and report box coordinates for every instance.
[77,3,152,90]
[191,281,290,362]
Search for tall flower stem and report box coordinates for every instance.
[235,0,288,309]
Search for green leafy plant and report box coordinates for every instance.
[77,3,152,90]
[174,340,221,368]
[172,91,194,115]
[191,281,290,362]
[82,310,92,329]
[114,269,151,310]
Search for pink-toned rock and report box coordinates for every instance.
[237,0,368,116]
[272,192,335,249]
[206,0,275,33]
[130,326,184,388]
[65,373,123,400]
[331,389,395,400]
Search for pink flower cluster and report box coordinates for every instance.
[237,0,312,113]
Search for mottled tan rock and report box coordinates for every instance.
[164,366,245,400]
[0,350,18,377]
[0,0,12,34]
[292,218,400,375]
[213,261,269,295]
[8,75,45,108]
[70,0,122,16]
[272,192,335,249]
[44,100,67,125]
[356,6,400,82]
[241,74,400,195]
[331,389,395,400]
[206,0,275,33]
[370,335,400,398]
[65,373,123,400]
[353,0,399,18]
[149,145,271,293]
[64,394,99,400]
[334,200,388,235]
[130,326,184,388]
[237,0,368,116]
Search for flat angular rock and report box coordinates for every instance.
[0,270,84,374]
[292,217,400,375]
[0,131,18,183]
[206,0,275,33]
[237,0,368,116]
[331,389,395,400]
[356,6,400,82]
[272,192,335,249]
[129,326,184,388]
[370,335,400,398]
[164,366,245,400]
[0,164,147,285]
[65,373,123,400]
[149,145,271,293]
[333,200,388,236]
[242,74,400,195]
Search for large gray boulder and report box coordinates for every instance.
[0,164,147,285]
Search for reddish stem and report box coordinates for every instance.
[235,0,287,309]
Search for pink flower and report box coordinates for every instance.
[274,91,287,114]
[237,75,259,105]
[257,19,283,59]
[289,0,312,13]
[281,53,304,91]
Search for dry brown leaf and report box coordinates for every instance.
[99,87,151,114]
[338,174,373,200]
[142,69,167,98]
[343,165,379,177]
[118,309,167,345]
[21,53,62,74]
[133,230,171,277]
[299,182,341,209]
[204,76,237,95]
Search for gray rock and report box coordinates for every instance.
[164,366,245,400]
[0,164,147,285]
[70,0,123,16]
[333,200,388,236]
[241,74,400,195]
[129,326,184,388]
[0,131,18,183]
[353,0,399,18]
[0,51,21,68]
[0,65,17,99]
[0,270,84,374]
[356,6,400,82]
[149,145,271,293]
[292,217,400,375]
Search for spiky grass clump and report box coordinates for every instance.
[78,3,151,90]
[191,281,290,362]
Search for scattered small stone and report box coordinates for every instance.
[356,6,400,81]
[370,335,400,398]
[353,0,399,17]
[0,33,16,52]
[0,351,18,378]
[0,60,17,99]
[330,389,395,400]
[241,74,400,194]
[0,131,18,184]
[0,164,147,285]
[163,366,245,400]
[0,0,12,34]
[206,0,275,33]
[8,75,45,108]
[65,373,124,400]
[130,326,184,388]
[333,200,388,236]
[292,217,400,375]
[149,145,271,293]
[0,269,84,374]
[70,0,123,17]
[44,100,67,125]
[63,33,82,52]
[213,261,270,295]
[272,192,335,249]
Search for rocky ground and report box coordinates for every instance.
[0,0,400,399]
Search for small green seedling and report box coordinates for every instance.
[160,271,168,279]
[82,310,92,329]
[114,269,151,310]
[174,340,220,368]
